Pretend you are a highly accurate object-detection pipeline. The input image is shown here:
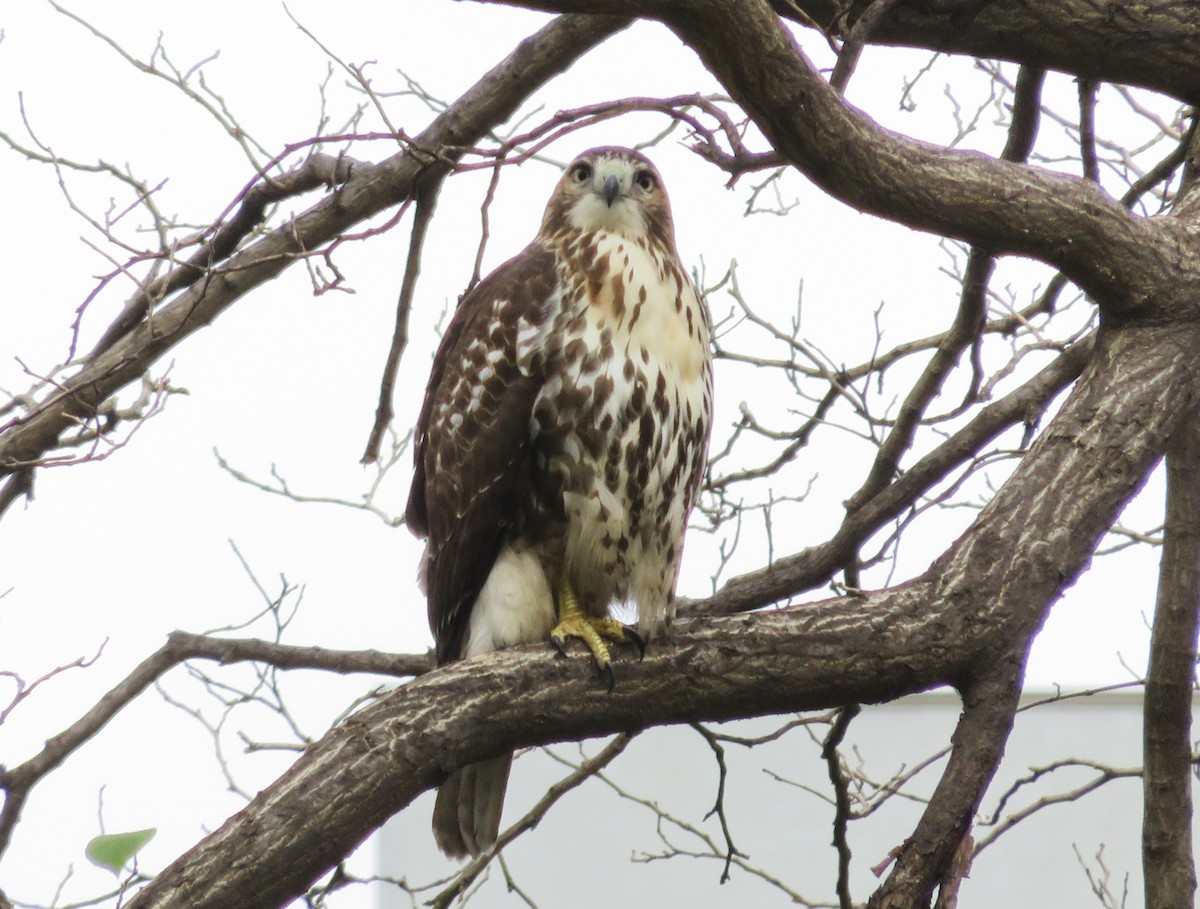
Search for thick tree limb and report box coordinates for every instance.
[683,0,1183,309]
[0,13,629,485]
[774,0,1200,106]
[872,660,1021,909]
[1143,415,1200,909]
[122,320,1198,909]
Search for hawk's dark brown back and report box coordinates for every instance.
[405,243,556,664]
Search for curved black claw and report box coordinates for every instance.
[623,625,646,661]
[600,660,615,692]
[549,634,570,659]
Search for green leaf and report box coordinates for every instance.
[85,828,156,873]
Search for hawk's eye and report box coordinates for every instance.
[570,162,592,184]
[635,169,657,192]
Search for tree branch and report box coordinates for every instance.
[775,0,1200,106]
[871,662,1020,909]
[823,704,861,909]
[1143,412,1200,909]
[843,64,1045,515]
[83,152,362,364]
[0,632,432,857]
[687,331,1093,617]
[828,0,902,95]
[362,183,439,464]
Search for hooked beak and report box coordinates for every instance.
[602,174,621,207]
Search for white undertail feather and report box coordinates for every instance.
[464,545,556,658]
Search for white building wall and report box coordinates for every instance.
[379,691,1191,907]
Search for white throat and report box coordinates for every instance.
[568,192,647,238]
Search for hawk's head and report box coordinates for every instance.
[540,146,677,247]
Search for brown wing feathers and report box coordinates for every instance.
[405,246,554,663]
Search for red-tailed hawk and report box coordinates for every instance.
[406,146,713,858]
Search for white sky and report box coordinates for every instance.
[0,2,1173,906]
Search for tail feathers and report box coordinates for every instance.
[433,753,513,859]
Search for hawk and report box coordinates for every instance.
[406,146,713,858]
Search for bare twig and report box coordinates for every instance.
[362,184,439,464]
[0,631,432,856]
[1079,78,1100,183]
[975,757,1147,854]
[213,444,408,526]
[0,642,106,726]
[691,724,748,883]
[822,705,861,909]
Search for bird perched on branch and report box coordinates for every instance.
[406,146,713,858]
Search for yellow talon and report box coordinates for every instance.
[550,578,643,680]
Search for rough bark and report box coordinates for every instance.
[778,1,1200,106]
[505,1,1200,105]
[872,662,1022,909]
[1144,415,1200,909]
